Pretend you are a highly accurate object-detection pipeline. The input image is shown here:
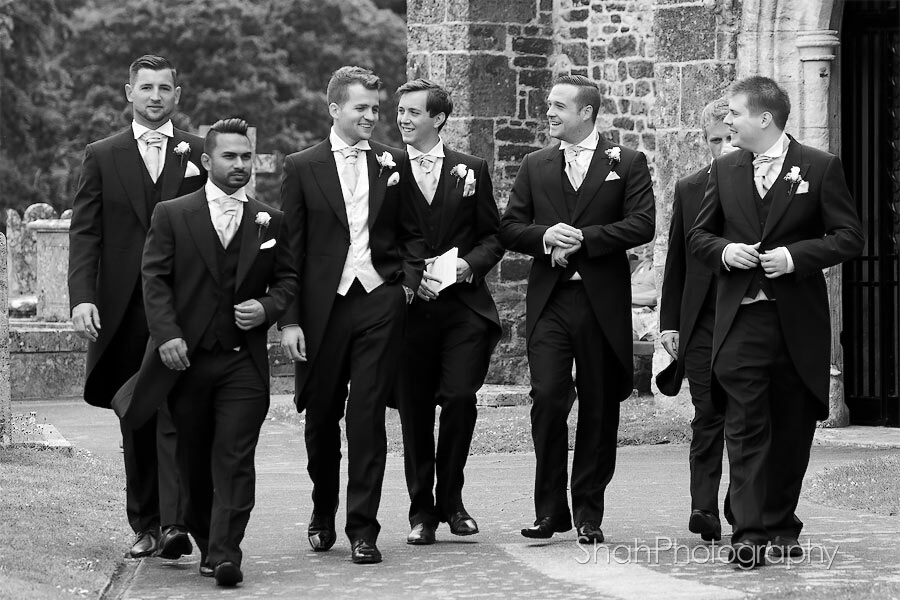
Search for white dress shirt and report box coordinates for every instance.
[407,139,445,203]
[132,120,173,179]
[205,179,248,232]
[330,127,384,295]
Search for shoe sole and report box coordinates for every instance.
[214,565,243,586]
[407,537,436,545]
[157,535,193,559]
[352,555,383,564]
[449,527,479,536]
[688,513,722,542]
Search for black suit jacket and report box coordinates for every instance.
[277,138,425,407]
[499,137,656,401]
[68,126,207,408]
[659,166,715,389]
[688,136,864,413]
[406,147,504,345]
[112,190,298,428]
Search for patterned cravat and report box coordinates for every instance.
[215,197,241,248]
[141,131,164,183]
[415,155,438,204]
[564,145,586,191]
[752,154,777,197]
[341,147,360,193]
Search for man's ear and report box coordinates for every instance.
[759,111,773,129]
[200,152,211,171]
[328,103,340,120]
[125,83,133,103]
[433,112,446,130]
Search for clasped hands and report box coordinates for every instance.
[416,257,472,302]
[545,223,583,268]
[157,300,266,370]
[723,242,789,277]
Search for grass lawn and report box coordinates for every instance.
[804,453,900,516]
[268,390,695,454]
[0,445,129,600]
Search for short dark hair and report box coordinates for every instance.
[204,118,250,154]
[128,54,177,86]
[730,76,791,130]
[700,97,729,137]
[552,75,602,123]
[395,79,453,130]
[326,66,382,106]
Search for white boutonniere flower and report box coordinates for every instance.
[605,146,621,168]
[377,151,396,176]
[463,169,476,197]
[784,166,805,194]
[451,163,468,187]
[255,211,271,240]
[387,171,400,187]
[174,141,191,166]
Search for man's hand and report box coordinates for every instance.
[280,325,307,363]
[723,242,761,270]
[417,271,442,301]
[456,258,473,283]
[544,223,583,250]
[72,303,101,342]
[234,299,266,331]
[159,338,190,371]
[550,240,581,268]
[760,248,789,278]
[661,331,679,359]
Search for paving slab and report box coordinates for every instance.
[18,396,900,600]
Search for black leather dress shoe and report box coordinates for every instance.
[769,536,804,559]
[521,516,572,539]
[129,528,160,558]
[308,510,337,552]
[575,521,604,543]
[448,511,479,536]
[351,539,382,564]
[199,555,214,577]
[688,509,722,542]
[214,561,243,586]
[156,525,192,559]
[407,522,437,545]
[727,541,767,569]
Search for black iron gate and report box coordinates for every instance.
[842,0,900,426]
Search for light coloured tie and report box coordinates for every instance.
[752,154,776,197]
[416,154,438,204]
[141,131,164,183]
[215,197,241,248]
[564,145,586,191]
[341,148,360,193]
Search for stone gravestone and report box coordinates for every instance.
[26,219,72,321]
[1,233,11,440]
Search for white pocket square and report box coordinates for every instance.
[605,171,621,181]
[796,181,809,194]
[184,162,202,178]
[260,238,276,250]
[387,172,400,187]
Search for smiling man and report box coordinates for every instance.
[392,79,504,546]
[278,66,425,564]
[499,75,655,544]
[68,54,205,560]
[689,76,864,568]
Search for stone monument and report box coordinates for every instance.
[1,233,11,440]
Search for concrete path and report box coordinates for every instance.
[20,396,900,600]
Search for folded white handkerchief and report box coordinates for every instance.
[387,172,400,187]
[796,181,809,194]
[260,238,276,250]
[605,171,621,181]
[185,162,202,178]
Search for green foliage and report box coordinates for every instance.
[1,0,408,213]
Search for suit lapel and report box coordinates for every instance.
[571,137,613,222]
[438,149,462,243]
[762,138,807,240]
[310,141,349,231]
[111,130,150,229]
[184,193,220,284]
[367,146,385,226]
[541,146,570,221]
[728,150,762,237]
[159,129,190,201]
[235,199,263,291]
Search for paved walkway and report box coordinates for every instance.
[20,396,900,600]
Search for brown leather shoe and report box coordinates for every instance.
[157,525,192,559]
[129,528,159,558]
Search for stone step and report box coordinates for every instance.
[477,384,531,407]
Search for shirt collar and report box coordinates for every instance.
[329,127,371,152]
[407,138,445,160]
[205,179,248,203]
[132,120,174,140]
[559,129,599,152]
[757,131,790,159]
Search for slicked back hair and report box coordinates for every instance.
[128,54,177,86]
[552,75,602,123]
[327,66,382,106]
[204,118,250,154]
[700,97,730,137]
[730,76,791,130]
[396,79,453,131]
